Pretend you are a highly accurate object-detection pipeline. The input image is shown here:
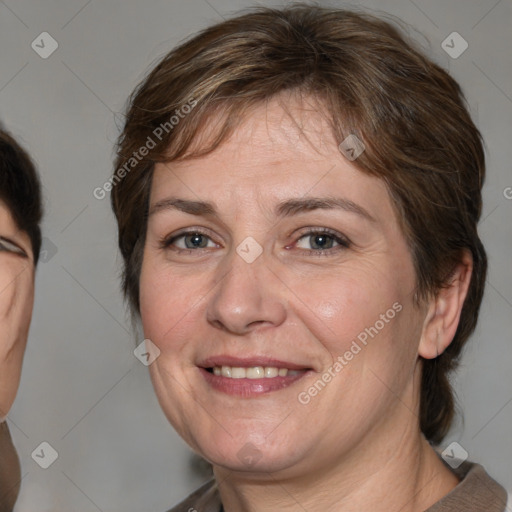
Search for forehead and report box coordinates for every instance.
[150,96,395,222]
[191,94,342,165]
[0,201,17,230]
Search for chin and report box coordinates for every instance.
[209,449,298,475]
[190,428,306,475]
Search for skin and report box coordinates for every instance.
[0,201,35,511]
[139,94,472,511]
[0,201,35,420]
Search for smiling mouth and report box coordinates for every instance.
[207,365,305,379]
[200,364,312,396]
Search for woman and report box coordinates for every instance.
[111,5,507,511]
[0,127,42,511]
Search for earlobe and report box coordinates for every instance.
[418,250,473,360]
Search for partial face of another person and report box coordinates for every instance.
[0,201,35,420]
[139,96,432,475]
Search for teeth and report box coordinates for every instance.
[212,366,305,379]
[265,367,278,378]
[231,367,246,379]
[246,366,264,379]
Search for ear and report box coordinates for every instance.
[418,250,473,359]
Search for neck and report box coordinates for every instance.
[215,435,458,512]
[213,377,459,511]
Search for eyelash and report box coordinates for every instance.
[159,227,351,257]
[293,227,351,256]
[0,237,27,257]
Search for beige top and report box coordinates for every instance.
[167,459,508,512]
[0,422,21,512]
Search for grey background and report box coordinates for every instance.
[0,0,510,510]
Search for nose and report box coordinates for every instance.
[206,247,286,335]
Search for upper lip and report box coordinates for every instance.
[199,355,312,371]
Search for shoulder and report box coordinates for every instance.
[163,460,510,512]
[165,479,221,512]
[0,421,21,512]
[427,459,508,511]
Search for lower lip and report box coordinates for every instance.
[199,368,310,397]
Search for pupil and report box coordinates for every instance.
[312,234,331,249]
[187,233,205,248]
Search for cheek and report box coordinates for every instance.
[0,267,19,319]
[139,256,204,353]
[289,261,420,398]
[0,267,34,413]
[291,264,403,355]
[0,264,34,326]
[140,268,172,344]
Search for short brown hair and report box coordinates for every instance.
[0,127,43,263]
[111,4,486,445]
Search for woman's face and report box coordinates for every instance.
[0,202,35,420]
[139,96,428,475]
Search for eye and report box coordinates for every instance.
[0,236,27,257]
[160,230,219,251]
[294,229,350,254]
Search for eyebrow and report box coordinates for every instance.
[148,196,376,222]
